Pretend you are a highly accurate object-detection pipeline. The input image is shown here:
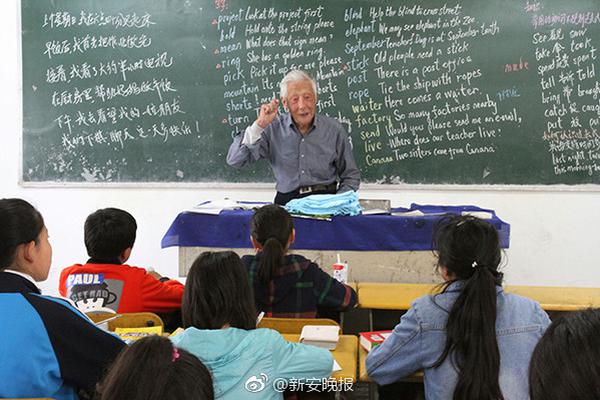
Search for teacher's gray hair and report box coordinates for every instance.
[280,70,317,100]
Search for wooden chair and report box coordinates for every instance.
[258,317,340,334]
[85,311,164,331]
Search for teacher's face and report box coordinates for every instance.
[283,80,316,134]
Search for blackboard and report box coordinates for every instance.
[21,0,600,185]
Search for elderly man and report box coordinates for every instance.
[227,70,361,205]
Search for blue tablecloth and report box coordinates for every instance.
[161,204,510,251]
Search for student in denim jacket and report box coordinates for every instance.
[529,308,600,400]
[366,215,551,400]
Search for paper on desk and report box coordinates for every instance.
[185,199,266,215]
[391,210,444,217]
[461,211,493,219]
[332,359,342,372]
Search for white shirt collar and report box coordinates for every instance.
[3,269,38,286]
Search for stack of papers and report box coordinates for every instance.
[185,199,266,215]
[299,325,340,350]
[391,210,492,219]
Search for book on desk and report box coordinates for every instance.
[359,330,393,352]
[299,325,340,350]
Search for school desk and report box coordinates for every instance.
[161,203,509,282]
[357,282,600,331]
[357,283,600,312]
[282,334,358,382]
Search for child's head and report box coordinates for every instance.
[98,335,214,400]
[529,308,600,400]
[84,208,136,260]
[250,204,294,284]
[433,214,502,281]
[182,251,256,330]
[0,198,51,281]
[431,214,504,400]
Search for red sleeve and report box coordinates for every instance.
[139,272,184,312]
[58,267,70,297]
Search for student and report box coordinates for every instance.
[0,198,124,400]
[59,208,183,314]
[529,308,600,400]
[171,251,333,399]
[366,214,551,400]
[242,204,357,318]
[98,335,214,400]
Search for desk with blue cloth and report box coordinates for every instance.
[161,203,510,283]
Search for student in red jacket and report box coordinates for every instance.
[59,208,184,314]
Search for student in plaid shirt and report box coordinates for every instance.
[242,205,357,318]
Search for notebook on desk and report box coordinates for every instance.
[300,325,340,350]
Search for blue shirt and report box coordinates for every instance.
[366,281,551,400]
[226,113,361,193]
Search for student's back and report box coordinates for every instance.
[0,198,124,399]
[173,251,333,400]
[367,283,548,399]
[59,208,183,314]
[366,215,550,400]
[244,204,356,317]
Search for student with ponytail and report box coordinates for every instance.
[243,204,357,317]
[366,214,550,400]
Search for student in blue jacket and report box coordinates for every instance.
[172,251,333,400]
[0,198,124,400]
[366,214,551,400]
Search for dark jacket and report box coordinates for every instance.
[0,271,125,399]
[242,253,357,318]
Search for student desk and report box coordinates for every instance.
[358,283,600,312]
[282,334,358,382]
[358,282,600,329]
[161,204,509,282]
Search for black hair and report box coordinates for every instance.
[0,198,45,270]
[250,205,294,284]
[529,308,600,400]
[431,214,504,400]
[182,251,257,330]
[98,335,214,400]
[84,208,137,259]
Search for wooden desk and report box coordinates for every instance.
[358,345,423,383]
[358,283,438,310]
[358,282,600,312]
[505,285,600,311]
[283,334,358,382]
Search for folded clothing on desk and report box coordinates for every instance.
[285,191,362,217]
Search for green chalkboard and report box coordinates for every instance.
[21,0,600,185]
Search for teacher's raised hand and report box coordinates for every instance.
[256,99,279,128]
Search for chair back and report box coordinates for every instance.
[258,317,340,334]
[109,312,164,331]
[85,311,164,331]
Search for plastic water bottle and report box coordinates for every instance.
[333,254,348,284]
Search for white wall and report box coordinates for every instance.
[4,0,599,296]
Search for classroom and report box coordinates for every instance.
[3,0,600,398]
